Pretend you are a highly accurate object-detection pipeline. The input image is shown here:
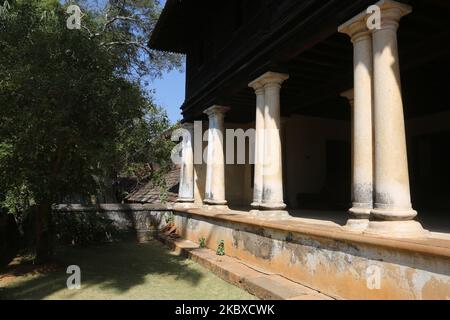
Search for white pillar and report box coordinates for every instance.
[177,123,195,205]
[203,105,229,207]
[280,117,289,207]
[339,14,373,231]
[366,0,426,237]
[253,72,289,213]
[248,80,265,208]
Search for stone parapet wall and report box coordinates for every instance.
[53,204,172,244]
[172,209,450,300]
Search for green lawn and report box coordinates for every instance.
[0,241,257,300]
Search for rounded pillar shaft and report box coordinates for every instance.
[178,123,195,202]
[352,35,374,216]
[204,106,229,206]
[370,3,416,220]
[339,16,374,222]
[262,83,285,210]
[250,72,289,211]
[248,81,265,208]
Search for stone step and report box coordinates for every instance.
[157,234,334,300]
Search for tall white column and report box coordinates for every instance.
[366,0,426,237]
[203,105,229,207]
[177,123,195,205]
[254,72,289,213]
[248,80,265,208]
[339,13,373,231]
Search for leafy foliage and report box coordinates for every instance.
[53,212,120,246]
[0,0,181,260]
[73,0,183,81]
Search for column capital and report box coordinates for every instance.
[251,71,289,89]
[340,89,355,105]
[204,105,230,118]
[373,0,412,31]
[338,11,371,43]
[248,79,264,93]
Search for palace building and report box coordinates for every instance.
[149,0,450,299]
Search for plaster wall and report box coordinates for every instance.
[173,210,450,300]
[194,122,253,207]
[284,115,350,208]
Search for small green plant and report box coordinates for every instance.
[216,240,225,256]
[165,212,174,225]
[199,237,206,248]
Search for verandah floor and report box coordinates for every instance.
[227,207,450,234]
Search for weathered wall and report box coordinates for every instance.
[53,204,172,243]
[224,123,253,207]
[194,122,253,207]
[194,117,351,209]
[172,210,450,300]
[193,121,208,206]
[53,204,450,299]
[284,115,350,208]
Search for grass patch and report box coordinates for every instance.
[0,241,257,300]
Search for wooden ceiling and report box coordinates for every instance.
[222,0,450,124]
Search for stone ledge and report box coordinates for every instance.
[170,209,450,299]
[157,233,334,300]
[54,203,173,212]
[174,207,450,259]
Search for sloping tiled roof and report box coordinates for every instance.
[126,167,180,204]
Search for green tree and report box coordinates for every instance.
[0,0,181,262]
[115,104,177,189]
[74,0,182,81]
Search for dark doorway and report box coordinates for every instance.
[410,131,450,232]
[323,140,351,210]
[411,131,450,211]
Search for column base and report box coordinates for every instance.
[174,201,197,210]
[203,199,228,206]
[203,198,228,212]
[349,205,371,219]
[371,207,418,220]
[259,202,287,211]
[176,198,195,203]
[249,209,291,220]
[250,202,261,209]
[343,219,370,232]
[364,220,429,239]
[202,204,229,212]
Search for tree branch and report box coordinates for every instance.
[100,40,153,56]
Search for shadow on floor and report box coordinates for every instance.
[0,240,205,300]
[288,209,348,225]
